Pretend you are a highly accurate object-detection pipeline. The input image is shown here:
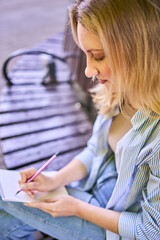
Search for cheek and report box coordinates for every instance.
[102,65,112,79]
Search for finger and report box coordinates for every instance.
[22,192,33,198]
[24,203,66,218]
[44,198,57,203]
[20,167,37,184]
[20,181,39,191]
[25,190,35,198]
[44,195,63,202]
[29,204,56,217]
[24,202,52,212]
[24,203,53,216]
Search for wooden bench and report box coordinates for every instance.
[0,31,94,172]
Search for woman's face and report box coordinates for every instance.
[77,23,117,92]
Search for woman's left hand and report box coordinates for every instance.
[24,195,80,217]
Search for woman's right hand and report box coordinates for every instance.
[19,167,61,196]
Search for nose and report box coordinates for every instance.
[85,59,98,78]
[85,66,98,78]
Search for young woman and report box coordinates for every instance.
[0,0,159,239]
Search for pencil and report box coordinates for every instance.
[15,152,59,195]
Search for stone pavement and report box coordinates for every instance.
[0,0,69,86]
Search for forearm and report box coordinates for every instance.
[52,158,88,187]
[76,199,121,234]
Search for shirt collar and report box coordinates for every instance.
[131,109,159,129]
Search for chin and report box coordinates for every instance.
[104,82,112,90]
[104,83,117,93]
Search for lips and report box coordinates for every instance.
[99,79,108,84]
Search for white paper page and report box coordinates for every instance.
[0,169,68,202]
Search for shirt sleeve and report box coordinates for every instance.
[75,115,108,173]
[119,142,160,239]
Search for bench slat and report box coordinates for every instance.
[2,121,92,154]
[1,83,71,92]
[1,111,88,139]
[18,149,83,171]
[0,91,76,102]
[0,96,77,113]
[0,104,81,125]
[4,134,91,169]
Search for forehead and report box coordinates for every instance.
[77,22,103,52]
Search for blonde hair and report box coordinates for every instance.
[69,0,160,117]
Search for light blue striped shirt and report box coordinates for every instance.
[75,109,160,240]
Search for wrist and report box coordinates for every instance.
[69,198,81,217]
[74,198,85,217]
[50,171,65,189]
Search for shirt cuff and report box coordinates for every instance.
[74,148,93,173]
[119,211,139,239]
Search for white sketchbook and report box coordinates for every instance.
[0,169,68,202]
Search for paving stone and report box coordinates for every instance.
[0,0,69,85]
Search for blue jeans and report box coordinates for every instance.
[0,158,117,240]
[0,187,105,240]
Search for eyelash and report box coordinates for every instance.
[87,52,105,62]
[95,56,105,62]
